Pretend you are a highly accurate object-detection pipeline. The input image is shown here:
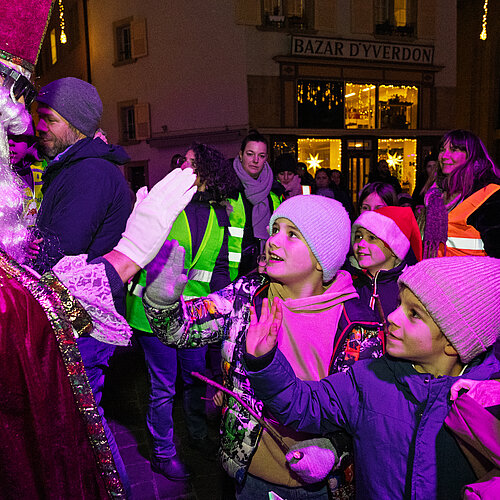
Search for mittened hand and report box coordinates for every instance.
[246,298,282,357]
[115,168,197,268]
[450,378,500,407]
[285,438,338,484]
[144,240,188,307]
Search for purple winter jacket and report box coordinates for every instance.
[246,348,500,499]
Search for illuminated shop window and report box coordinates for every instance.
[297,80,344,129]
[347,140,372,150]
[272,139,297,158]
[297,138,342,176]
[345,83,376,129]
[378,138,416,193]
[378,85,418,129]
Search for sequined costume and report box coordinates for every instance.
[0,249,125,498]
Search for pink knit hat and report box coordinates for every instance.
[399,256,500,363]
[352,206,422,261]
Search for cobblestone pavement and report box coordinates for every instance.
[102,342,235,500]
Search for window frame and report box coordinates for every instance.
[260,0,315,32]
[113,16,149,66]
[117,99,139,145]
[374,0,417,38]
[296,79,420,130]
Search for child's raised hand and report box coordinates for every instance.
[246,298,282,357]
[144,240,188,307]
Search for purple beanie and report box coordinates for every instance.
[268,195,351,282]
[399,256,500,363]
[36,77,102,137]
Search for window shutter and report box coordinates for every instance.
[235,0,261,25]
[131,17,148,58]
[134,103,150,140]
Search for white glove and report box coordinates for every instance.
[286,438,338,484]
[115,168,197,267]
[144,240,188,307]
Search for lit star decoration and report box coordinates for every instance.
[386,151,403,169]
[305,153,323,175]
[480,0,488,40]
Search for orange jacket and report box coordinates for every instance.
[439,184,500,257]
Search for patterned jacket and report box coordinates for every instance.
[144,273,381,482]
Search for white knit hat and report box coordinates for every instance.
[268,195,351,282]
[399,256,500,363]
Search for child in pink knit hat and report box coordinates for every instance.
[246,256,500,500]
[349,206,422,326]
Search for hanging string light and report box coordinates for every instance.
[59,0,67,44]
[297,82,341,110]
[480,0,488,40]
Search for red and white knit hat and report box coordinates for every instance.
[352,206,422,261]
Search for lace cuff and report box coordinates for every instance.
[52,255,132,346]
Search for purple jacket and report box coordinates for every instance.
[34,138,131,273]
[247,349,500,499]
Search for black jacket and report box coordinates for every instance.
[34,138,132,273]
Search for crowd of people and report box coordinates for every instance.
[1,3,500,500]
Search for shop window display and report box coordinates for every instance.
[345,83,376,129]
[378,138,416,193]
[297,138,342,176]
[378,85,418,129]
[297,80,344,129]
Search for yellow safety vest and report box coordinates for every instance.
[227,191,281,281]
[126,206,224,332]
[15,160,46,227]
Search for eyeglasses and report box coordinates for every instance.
[0,64,37,107]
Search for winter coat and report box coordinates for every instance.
[445,391,500,499]
[246,348,500,500]
[34,138,132,273]
[144,273,380,483]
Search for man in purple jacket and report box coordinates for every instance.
[33,77,132,274]
[31,76,133,490]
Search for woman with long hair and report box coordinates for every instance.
[126,142,237,480]
[421,129,500,258]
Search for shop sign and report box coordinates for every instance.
[291,36,434,65]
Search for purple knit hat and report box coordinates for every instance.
[268,194,351,282]
[399,256,500,363]
[36,77,102,137]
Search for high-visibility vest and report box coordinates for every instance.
[438,184,500,257]
[227,191,281,280]
[126,206,224,332]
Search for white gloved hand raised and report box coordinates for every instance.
[286,438,338,484]
[115,168,197,268]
